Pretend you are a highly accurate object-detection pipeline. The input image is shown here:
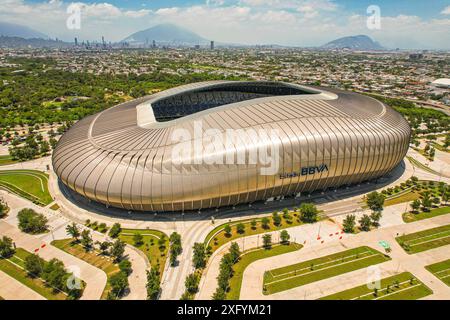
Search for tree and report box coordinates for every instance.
[236,223,245,234]
[358,214,372,232]
[250,219,257,230]
[17,208,48,234]
[212,287,226,300]
[229,242,240,262]
[0,236,15,258]
[110,239,126,262]
[410,199,421,213]
[342,214,356,233]
[65,223,80,241]
[261,217,270,229]
[42,258,68,291]
[49,137,58,149]
[442,192,449,205]
[421,193,432,211]
[119,259,132,276]
[262,234,272,249]
[272,211,281,226]
[80,229,93,249]
[366,191,385,212]
[192,242,206,269]
[185,273,200,294]
[0,198,9,218]
[146,269,160,300]
[39,140,50,154]
[96,240,112,255]
[224,224,232,236]
[299,203,319,223]
[109,271,129,298]
[158,235,166,253]
[432,197,440,207]
[169,232,182,266]
[280,230,290,244]
[133,233,144,246]
[108,223,121,238]
[25,254,45,277]
[370,211,382,227]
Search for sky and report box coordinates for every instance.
[1,0,450,49]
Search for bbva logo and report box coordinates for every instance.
[279,164,329,179]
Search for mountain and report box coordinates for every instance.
[321,35,384,51]
[0,22,47,39]
[0,36,71,49]
[122,23,208,45]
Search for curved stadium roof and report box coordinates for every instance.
[53,81,411,212]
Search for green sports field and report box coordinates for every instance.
[396,224,450,254]
[426,259,450,286]
[320,272,432,300]
[263,246,390,295]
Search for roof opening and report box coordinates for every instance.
[151,81,315,122]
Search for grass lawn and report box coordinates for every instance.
[226,243,303,300]
[406,156,441,176]
[0,155,18,166]
[320,272,432,300]
[205,212,307,253]
[396,224,450,254]
[52,238,120,299]
[426,259,450,286]
[119,228,169,276]
[384,190,420,207]
[403,206,450,223]
[0,248,67,300]
[49,203,60,211]
[263,246,390,295]
[0,170,52,205]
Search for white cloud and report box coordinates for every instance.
[0,0,448,49]
[441,6,450,15]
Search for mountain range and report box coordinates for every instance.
[0,21,387,51]
[122,23,208,45]
[321,35,384,51]
[0,21,47,39]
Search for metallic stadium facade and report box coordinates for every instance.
[52,81,411,212]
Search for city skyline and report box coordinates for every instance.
[1,0,450,49]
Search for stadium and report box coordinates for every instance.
[52,81,411,212]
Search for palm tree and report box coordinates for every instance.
[66,222,80,241]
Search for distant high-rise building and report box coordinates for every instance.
[194,44,200,49]
[210,41,214,50]
[74,37,78,46]
[152,40,156,48]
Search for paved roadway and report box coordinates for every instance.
[238,213,450,300]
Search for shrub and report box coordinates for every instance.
[17,208,48,234]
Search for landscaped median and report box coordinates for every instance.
[403,206,450,223]
[205,205,321,253]
[118,228,169,276]
[0,169,52,206]
[319,272,432,300]
[227,243,303,300]
[262,246,390,295]
[396,224,450,254]
[426,259,450,286]
[51,239,120,299]
[0,247,83,300]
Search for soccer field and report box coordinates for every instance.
[396,224,450,254]
[263,246,390,295]
[320,272,433,300]
[426,259,450,286]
